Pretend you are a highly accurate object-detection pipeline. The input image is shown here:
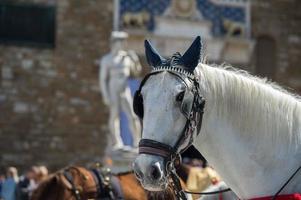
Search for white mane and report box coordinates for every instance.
[196,63,301,151]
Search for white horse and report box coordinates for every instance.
[133,36,301,199]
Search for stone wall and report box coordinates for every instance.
[251,0,301,93]
[0,0,113,171]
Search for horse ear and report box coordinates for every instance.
[145,40,164,68]
[181,36,202,73]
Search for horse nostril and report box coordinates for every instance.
[150,164,161,180]
[134,169,143,180]
[133,162,143,180]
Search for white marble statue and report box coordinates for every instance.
[99,31,141,150]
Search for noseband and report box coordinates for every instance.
[133,66,205,166]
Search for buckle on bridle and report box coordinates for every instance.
[189,119,196,131]
[166,153,181,170]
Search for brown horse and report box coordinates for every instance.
[31,166,188,200]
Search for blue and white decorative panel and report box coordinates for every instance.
[119,0,249,37]
[120,0,171,31]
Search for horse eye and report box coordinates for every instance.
[176,91,185,102]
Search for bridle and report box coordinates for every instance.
[134,66,205,161]
[133,66,205,199]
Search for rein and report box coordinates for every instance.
[169,159,301,200]
[169,168,231,200]
[272,165,301,200]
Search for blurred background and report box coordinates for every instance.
[0,0,300,172]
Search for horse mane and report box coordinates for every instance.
[202,64,301,99]
[197,63,301,149]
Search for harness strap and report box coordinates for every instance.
[170,170,187,200]
[90,169,104,195]
[89,169,102,198]
[110,176,124,199]
[90,169,115,200]
[185,188,231,195]
[63,170,82,200]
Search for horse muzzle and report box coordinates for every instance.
[133,154,168,191]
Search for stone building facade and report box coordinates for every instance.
[0,0,113,171]
[0,0,300,171]
[251,0,301,93]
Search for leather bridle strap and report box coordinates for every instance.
[139,139,177,160]
[90,169,104,198]
[63,170,82,200]
[139,146,171,158]
[170,169,187,200]
[90,169,116,200]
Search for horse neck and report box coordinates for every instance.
[194,64,301,198]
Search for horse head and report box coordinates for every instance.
[133,36,205,191]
